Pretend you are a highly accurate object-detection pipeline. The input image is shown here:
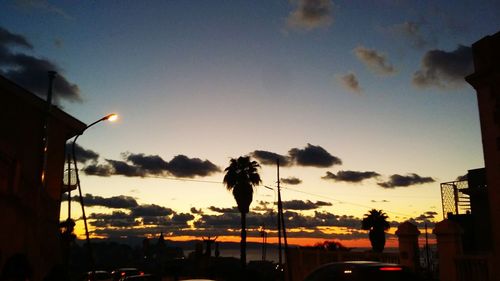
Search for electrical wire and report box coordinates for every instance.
[89,173,421,218]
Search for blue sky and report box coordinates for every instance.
[2,0,499,246]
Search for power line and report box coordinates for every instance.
[280,185,415,218]
[107,174,419,218]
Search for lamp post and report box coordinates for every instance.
[71,113,117,273]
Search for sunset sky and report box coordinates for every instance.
[2,0,499,249]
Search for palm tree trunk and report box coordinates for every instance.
[241,211,247,269]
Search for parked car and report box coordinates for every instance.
[303,261,418,281]
[84,270,112,281]
[111,268,143,281]
[119,274,155,281]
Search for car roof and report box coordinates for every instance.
[122,275,152,280]
[314,261,404,269]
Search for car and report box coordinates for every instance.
[111,268,143,281]
[303,261,418,281]
[84,270,112,281]
[119,274,155,281]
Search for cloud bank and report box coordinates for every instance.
[412,45,473,89]
[0,26,81,102]
[377,173,435,188]
[322,170,380,183]
[82,152,220,178]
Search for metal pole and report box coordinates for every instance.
[70,114,116,277]
[276,160,292,281]
[41,71,57,188]
[276,159,282,269]
[66,153,72,269]
[72,134,95,275]
[425,222,431,272]
[67,153,72,224]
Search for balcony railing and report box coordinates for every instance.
[441,180,471,218]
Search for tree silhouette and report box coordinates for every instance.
[223,156,261,268]
[361,209,390,253]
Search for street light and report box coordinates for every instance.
[71,113,118,272]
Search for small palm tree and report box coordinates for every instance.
[361,209,390,253]
[223,156,261,268]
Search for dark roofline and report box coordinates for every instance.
[0,74,86,139]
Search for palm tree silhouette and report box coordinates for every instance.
[223,156,261,268]
[361,209,390,253]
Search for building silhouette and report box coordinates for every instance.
[465,30,500,280]
[0,75,85,281]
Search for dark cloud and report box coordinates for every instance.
[89,211,139,228]
[190,207,203,214]
[0,26,81,102]
[86,207,381,240]
[280,211,361,229]
[65,193,139,209]
[105,159,144,177]
[289,143,341,167]
[414,211,438,221]
[250,150,292,166]
[287,0,333,30]
[407,211,439,227]
[131,204,174,217]
[167,154,220,178]
[281,177,302,185]
[83,164,113,177]
[125,153,168,175]
[322,170,380,183]
[389,21,431,49]
[172,213,195,225]
[252,201,273,212]
[84,152,220,179]
[281,200,332,210]
[338,72,362,94]
[208,206,239,214]
[193,211,274,229]
[354,46,396,75]
[412,45,473,89]
[0,26,33,49]
[67,143,99,164]
[377,173,435,188]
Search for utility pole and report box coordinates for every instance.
[425,222,431,272]
[276,159,291,281]
[277,161,283,269]
[260,226,267,261]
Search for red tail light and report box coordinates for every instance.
[121,272,126,276]
[379,267,403,271]
[139,272,144,276]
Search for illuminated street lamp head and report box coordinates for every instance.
[103,113,118,122]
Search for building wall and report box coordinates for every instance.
[0,77,85,281]
[466,31,500,279]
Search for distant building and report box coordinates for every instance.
[0,75,85,281]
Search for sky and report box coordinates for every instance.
[2,0,499,249]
